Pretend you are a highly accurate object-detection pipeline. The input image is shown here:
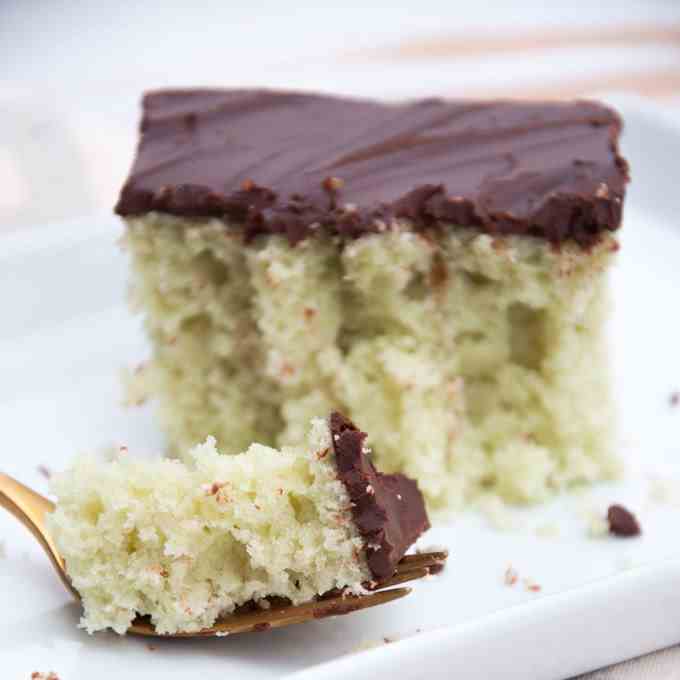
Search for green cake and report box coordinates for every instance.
[116,89,629,512]
[48,413,429,634]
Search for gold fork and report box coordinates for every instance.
[0,472,447,638]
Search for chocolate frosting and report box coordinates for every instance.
[329,411,430,580]
[115,89,628,248]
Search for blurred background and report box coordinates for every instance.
[1,0,679,231]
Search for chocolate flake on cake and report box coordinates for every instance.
[330,411,430,579]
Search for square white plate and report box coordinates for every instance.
[1,96,680,680]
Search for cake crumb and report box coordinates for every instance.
[649,478,680,506]
[586,512,610,538]
[303,307,317,321]
[504,565,519,586]
[37,465,52,480]
[670,391,680,407]
[121,363,151,407]
[31,673,60,680]
[147,643,156,651]
[534,522,560,539]
[352,639,384,653]
[607,504,641,537]
[525,581,542,593]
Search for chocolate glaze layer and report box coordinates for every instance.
[330,411,430,580]
[116,89,628,248]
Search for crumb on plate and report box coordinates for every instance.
[534,522,560,539]
[522,577,542,592]
[583,507,610,538]
[607,504,641,537]
[504,565,519,586]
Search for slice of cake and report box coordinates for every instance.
[47,413,429,635]
[116,89,629,511]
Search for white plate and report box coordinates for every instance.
[1,97,680,680]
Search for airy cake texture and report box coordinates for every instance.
[125,215,619,511]
[48,414,429,635]
[115,90,628,513]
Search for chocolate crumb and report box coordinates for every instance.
[383,636,393,644]
[253,622,271,632]
[670,391,680,407]
[607,504,641,537]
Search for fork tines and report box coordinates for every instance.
[367,549,449,591]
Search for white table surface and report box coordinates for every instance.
[2,2,680,678]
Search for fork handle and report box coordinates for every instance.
[0,472,78,598]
